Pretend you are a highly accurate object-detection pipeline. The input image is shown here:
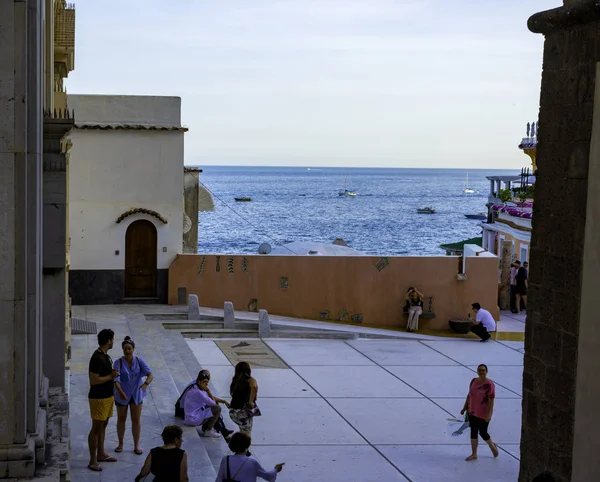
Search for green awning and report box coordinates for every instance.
[440,237,483,252]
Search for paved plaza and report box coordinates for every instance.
[69,306,524,481]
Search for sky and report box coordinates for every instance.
[67,0,559,169]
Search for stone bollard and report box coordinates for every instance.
[224,302,235,329]
[258,309,271,338]
[188,294,200,320]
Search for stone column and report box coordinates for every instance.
[183,169,199,254]
[0,0,46,476]
[42,112,73,389]
[498,240,512,310]
[520,2,600,481]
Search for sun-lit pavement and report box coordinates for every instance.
[69,305,523,481]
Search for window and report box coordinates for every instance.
[520,244,529,263]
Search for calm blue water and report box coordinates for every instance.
[196,167,515,256]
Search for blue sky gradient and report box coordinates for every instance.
[67,0,559,168]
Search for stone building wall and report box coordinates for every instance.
[520,2,600,481]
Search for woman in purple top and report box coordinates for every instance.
[183,370,229,437]
[216,432,284,482]
[113,336,153,454]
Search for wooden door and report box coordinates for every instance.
[125,220,157,298]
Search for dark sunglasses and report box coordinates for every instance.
[198,373,210,380]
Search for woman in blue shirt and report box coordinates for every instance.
[113,336,153,455]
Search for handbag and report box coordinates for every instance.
[245,404,262,418]
[224,455,249,482]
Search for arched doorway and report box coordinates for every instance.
[125,220,157,298]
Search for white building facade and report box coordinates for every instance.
[67,95,186,304]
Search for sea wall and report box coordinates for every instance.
[168,254,499,330]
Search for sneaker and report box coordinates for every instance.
[201,429,220,438]
[480,338,490,343]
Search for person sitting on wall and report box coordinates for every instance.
[404,287,424,332]
[468,303,496,343]
[181,370,232,438]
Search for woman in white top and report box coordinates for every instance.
[215,432,284,482]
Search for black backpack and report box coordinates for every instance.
[175,384,195,419]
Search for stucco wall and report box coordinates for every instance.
[68,94,182,126]
[168,254,500,330]
[68,128,184,270]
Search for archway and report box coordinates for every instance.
[125,220,157,298]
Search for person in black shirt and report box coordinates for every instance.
[515,265,528,314]
[135,425,189,482]
[87,328,118,472]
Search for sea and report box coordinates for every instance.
[196,166,517,256]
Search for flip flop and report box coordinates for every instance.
[114,447,123,453]
[465,455,477,461]
[98,456,118,462]
[134,448,144,455]
[88,464,102,472]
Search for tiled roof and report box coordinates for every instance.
[74,123,188,132]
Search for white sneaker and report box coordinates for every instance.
[201,429,220,438]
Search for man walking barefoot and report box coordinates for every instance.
[87,328,119,471]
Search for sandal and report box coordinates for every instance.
[134,448,144,455]
[98,455,118,462]
[88,464,102,472]
[115,446,123,453]
[465,455,477,461]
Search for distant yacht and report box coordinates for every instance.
[463,172,478,194]
[417,207,436,214]
[464,212,487,220]
[339,169,356,196]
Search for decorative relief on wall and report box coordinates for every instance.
[242,257,249,274]
[426,296,435,314]
[351,313,364,323]
[280,277,289,290]
[116,208,168,224]
[375,257,389,272]
[227,257,235,274]
[197,256,206,275]
[247,298,258,312]
[337,308,349,322]
[216,256,221,272]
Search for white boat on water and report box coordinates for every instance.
[463,172,479,194]
[339,169,356,196]
[417,206,436,214]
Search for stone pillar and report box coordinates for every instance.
[188,294,200,320]
[183,170,199,254]
[520,2,600,481]
[258,310,271,338]
[42,112,73,389]
[498,240,512,310]
[0,0,47,476]
[224,302,236,329]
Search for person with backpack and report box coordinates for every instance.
[215,432,284,482]
[179,370,232,438]
[113,336,153,455]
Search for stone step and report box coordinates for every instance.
[270,330,357,339]
[182,329,259,339]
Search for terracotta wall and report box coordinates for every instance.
[168,254,500,330]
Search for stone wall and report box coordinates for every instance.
[520,2,600,481]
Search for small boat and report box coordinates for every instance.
[463,172,479,194]
[417,207,436,214]
[234,197,252,202]
[464,213,487,220]
[338,169,356,196]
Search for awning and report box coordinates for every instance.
[440,237,483,253]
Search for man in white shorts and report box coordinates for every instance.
[469,303,497,342]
